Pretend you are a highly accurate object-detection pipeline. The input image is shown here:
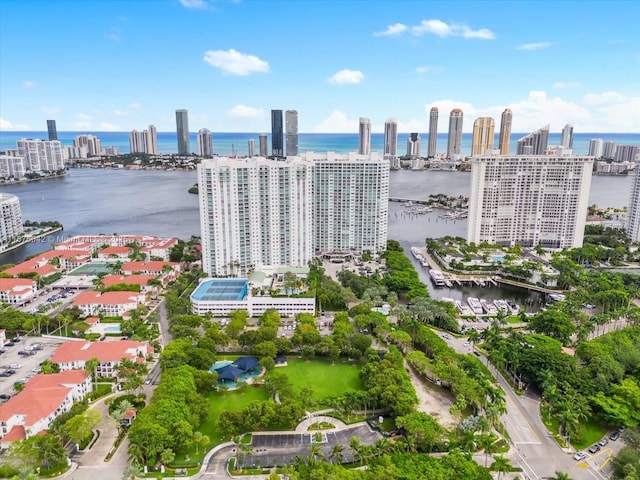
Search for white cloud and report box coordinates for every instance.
[397,119,428,132]
[23,80,37,89]
[327,69,364,86]
[99,122,121,131]
[412,19,453,37]
[518,42,553,51]
[313,110,358,133]
[114,102,141,117]
[203,49,270,76]
[0,118,29,131]
[72,121,93,130]
[415,65,442,74]
[106,33,122,42]
[552,81,581,89]
[228,104,264,118]
[374,23,408,36]
[582,91,625,105]
[179,0,209,8]
[380,19,497,39]
[76,113,93,121]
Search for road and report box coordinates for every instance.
[440,331,616,480]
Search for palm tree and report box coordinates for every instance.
[330,443,345,465]
[160,448,175,467]
[478,436,497,467]
[492,455,511,480]
[349,436,362,463]
[122,462,143,480]
[308,443,324,465]
[550,472,572,480]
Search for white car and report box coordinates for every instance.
[573,452,587,461]
[10,363,21,369]
[463,341,470,347]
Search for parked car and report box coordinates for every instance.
[588,445,601,454]
[598,438,609,447]
[610,431,621,441]
[4,342,15,347]
[10,363,21,369]
[573,452,587,461]
[0,393,11,400]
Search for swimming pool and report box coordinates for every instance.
[103,325,122,334]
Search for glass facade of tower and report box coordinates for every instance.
[271,110,284,157]
[176,109,190,155]
[47,120,58,141]
[285,110,298,156]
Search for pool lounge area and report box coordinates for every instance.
[210,357,262,389]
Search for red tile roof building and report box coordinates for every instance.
[2,249,90,277]
[72,290,146,317]
[0,278,37,305]
[0,370,92,447]
[100,274,160,293]
[51,340,151,378]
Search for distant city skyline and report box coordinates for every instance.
[1,1,638,134]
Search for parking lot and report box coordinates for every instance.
[0,336,67,399]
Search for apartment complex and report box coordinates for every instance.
[406,133,421,158]
[271,110,284,157]
[0,193,24,250]
[471,117,495,156]
[14,139,64,172]
[358,117,371,155]
[198,128,213,157]
[447,109,463,159]
[129,125,158,155]
[175,109,190,155]
[285,110,298,156]
[47,119,58,141]
[383,118,398,162]
[467,151,593,249]
[498,108,512,155]
[516,125,549,155]
[197,152,389,276]
[627,172,640,242]
[428,107,438,158]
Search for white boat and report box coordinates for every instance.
[467,297,483,315]
[480,299,499,315]
[455,300,474,316]
[506,300,520,315]
[430,269,446,287]
[493,299,510,314]
[410,247,422,259]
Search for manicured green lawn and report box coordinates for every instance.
[279,358,364,401]
[540,405,609,450]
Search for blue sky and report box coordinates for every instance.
[1,0,639,134]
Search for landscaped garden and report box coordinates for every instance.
[279,358,364,401]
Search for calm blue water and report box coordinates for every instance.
[1,131,638,157]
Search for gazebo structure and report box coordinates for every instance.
[233,356,259,373]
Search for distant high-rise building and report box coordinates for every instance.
[47,120,58,141]
[0,193,24,251]
[73,135,101,156]
[428,107,438,158]
[383,118,398,161]
[628,172,640,242]
[406,133,421,158]
[516,125,549,155]
[0,155,26,181]
[471,117,495,156]
[16,139,64,172]
[615,145,638,163]
[447,109,464,158]
[271,110,284,157]
[603,141,617,160]
[197,152,389,276]
[498,109,512,155]
[175,109,190,155]
[258,134,268,157]
[285,110,298,156]
[468,153,593,249]
[561,124,574,148]
[198,129,213,157]
[146,125,158,155]
[359,117,371,155]
[248,139,255,157]
[129,130,145,154]
[104,146,119,156]
[588,138,604,158]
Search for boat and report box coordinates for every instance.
[410,247,422,259]
[467,297,483,315]
[480,299,499,315]
[455,300,474,316]
[506,300,520,315]
[493,299,510,314]
[430,269,446,287]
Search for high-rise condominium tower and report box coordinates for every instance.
[447,109,463,158]
[0,193,24,250]
[359,117,371,155]
[498,108,512,155]
[129,126,157,154]
[47,120,58,141]
[406,133,421,158]
[197,152,388,276]
[428,107,438,158]
[146,125,158,155]
[516,125,549,155]
[198,129,213,157]
[627,172,640,242]
[603,141,617,160]
[615,145,639,163]
[175,109,190,155]
[467,153,593,249]
[248,139,255,157]
[588,138,603,158]
[561,124,574,148]
[271,110,284,157]
[16,139,64,172]
[258,134,268,156]
[471,117,495,156]
[74,135,101,156]
[285,110,298,156]
[383,118,398,160]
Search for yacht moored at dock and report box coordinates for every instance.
[493,299,510,314]
[455,300,474,316]
[467,297,483,315]
[480,299,499,315]
[430,269,446,287]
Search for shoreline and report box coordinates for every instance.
[0,172,68,186]
[0,227,63,256]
